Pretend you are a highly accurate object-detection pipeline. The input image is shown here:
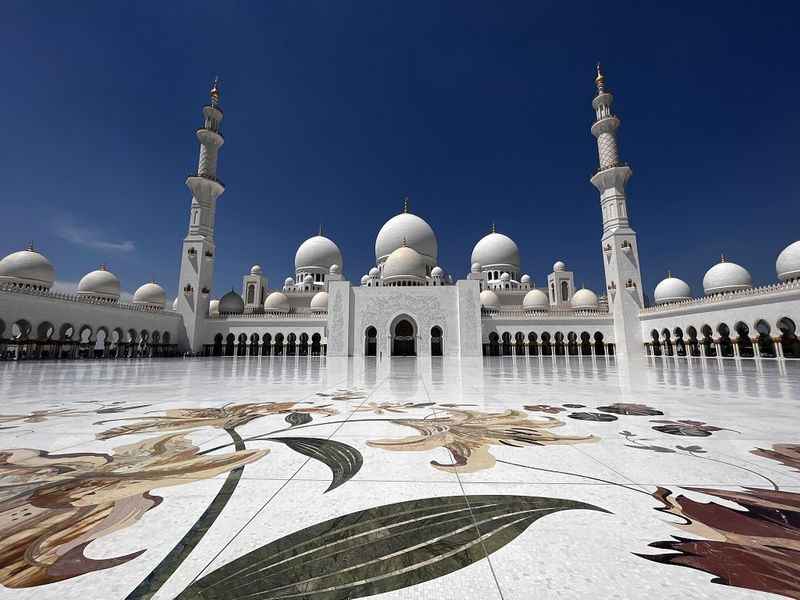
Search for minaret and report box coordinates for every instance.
[589,65,644,357]
[177,79,225,352]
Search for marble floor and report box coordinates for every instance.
[0,355,798,599]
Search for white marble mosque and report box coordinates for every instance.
[1,68,800,362]
[3,66,800,600]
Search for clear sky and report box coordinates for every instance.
[2,1,798,301]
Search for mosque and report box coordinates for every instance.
[1,68,799,361]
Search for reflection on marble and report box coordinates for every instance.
[0,356,798,599]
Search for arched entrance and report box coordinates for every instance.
[391,318,416,356]
[364,326,377,356]
[430,326,443,356]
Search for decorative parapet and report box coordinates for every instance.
[208,311,328,321]
[640,279,800,316]
[0,282,180,316]
[482,307,611,320]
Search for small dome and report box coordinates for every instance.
[520,274,531,284]
[471,262,481,273]
[172,297,178,310]
[703,258,752,295]
[77,265,120,299]
[471,232,520,270]
[219,290,244,314]
[480,289,501,310]
[303,274,314,285]
[133,282,166,307]
[360,274,370,285]
[553,260,566,272]
[431,266,444,277]
[310,291,329,312]
[209,299,220,316]
[284,277,295,286]
[776,241,800,282]
[572,287,599,309]
[0,246,55,288]
[500,272,510,282]
[264,291,290,313]
[523,289,549,310]
[329,263,340,274]
[653,275,692,304]
[382,246,427,280]
[368,267,379,278]
[250,264,263,275]
[295,235,344,272]
[375,212,438,263]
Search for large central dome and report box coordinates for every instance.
[375,210,438,264]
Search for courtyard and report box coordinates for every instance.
[0,356,797,599]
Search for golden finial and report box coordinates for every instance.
[595,62,606,94]
[26,241,34,251]
[100,263,107,271]
[667,269,672,278]
[720,253,727,263]
[210,76,221,106]
[318,224,323,236]
[491,222,496,234]
[403,196,409,213]
[401,237,407,247]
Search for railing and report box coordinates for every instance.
[187,173,225,187]
[482,307,611,320]
[593,161,629,175]
[640,279,800,315]
[209,311,327,321]
[0,283,180,316]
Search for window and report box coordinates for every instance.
[561,281,569,302]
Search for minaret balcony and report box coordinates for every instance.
[590,115,620,137]
[196,128,224,148]
[186,173,225,198]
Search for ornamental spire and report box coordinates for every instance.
[318,224,323,236]
[210,76,221,107]
[491,222,496,234]
[595,62,606,95]
[403,196,409,213]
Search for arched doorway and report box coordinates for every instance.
[486,332,500,356]
[311,333,322,356]
[365,326,377,356]
[778,317,800,358]
[213,333,223,356]
[392,318,416,356]
[299,333,309,356]
[431,326,443,356]
[501,332,512,356]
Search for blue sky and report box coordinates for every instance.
[2,1,798,300]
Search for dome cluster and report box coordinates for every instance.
[651,239,800,305]
[0,245,168,309]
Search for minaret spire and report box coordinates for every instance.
[210,76,220,108]
[589,65,644,357]
[594,62,606,95]
[177,81,227,352]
